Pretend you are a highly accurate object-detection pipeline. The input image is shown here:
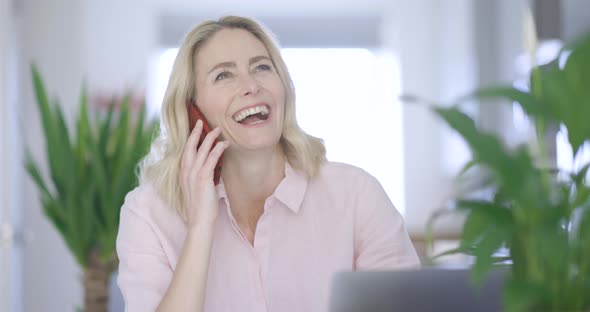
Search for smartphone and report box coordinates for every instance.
[187,99,223,185]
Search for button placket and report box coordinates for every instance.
[223,198,254,248]
[253,201,273,310]
[253,248,268,311]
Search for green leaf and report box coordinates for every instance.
[25,150,69,240]
[40,196,68,242]
[456,200,513,226]
[562,44,590,155]
[469,86,548,119]
[433,107,514,180]
[578,204,590,246]
[503,278,548,312]
[24,150,52,202]
[86,122,110,226]
[435,107,553,216]
[31,65,66,196]
[112,107,148,202]
[64,195,85,267]
[53,104,78,196]
[79,187,98,263]
[431,246,467,259]
[455,159,478,180]
[453,200,512,284]
[536,225,569,274]
[87,119,109,198]
[573,163,590,185]
[30,64,56,144]
[111,97,131,188]
[473,228,509,281]
[566,167,590,222]
[528,36,590,156]
[98,99,115,155]
[460,208,491,247]
[75,82,90,179]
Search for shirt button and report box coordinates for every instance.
[266,197,275,207]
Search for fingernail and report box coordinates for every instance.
[196,119,203,127]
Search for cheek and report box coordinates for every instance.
[199,83,238,105]
[195,91,226,125]
[267,78,286,106]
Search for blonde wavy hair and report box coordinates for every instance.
[138,16,326,217]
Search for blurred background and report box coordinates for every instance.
[1,0,589,311]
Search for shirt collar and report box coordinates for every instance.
[273,162,308,214]
[215,180,228,201]
[214,162,308,214]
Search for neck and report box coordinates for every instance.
[222,145,286,211]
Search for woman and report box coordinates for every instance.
[116,15,419,312]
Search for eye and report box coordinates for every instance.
[255,63,272,72]
[215,71,232,81]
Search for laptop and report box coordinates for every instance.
[329,268,506,312]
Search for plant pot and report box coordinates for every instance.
[83,249,114,312]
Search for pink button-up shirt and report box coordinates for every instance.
[116,162,420,312]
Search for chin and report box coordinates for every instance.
[236,136,282,152]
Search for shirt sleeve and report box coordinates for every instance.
[353,171,421,270]
[116,188,173,312]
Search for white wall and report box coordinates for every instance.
[381,0,526,236]
[1,1,23,312]
[382,0,478,236]
[81,0,157,93]
[19,1,87,311]
[17,0,156,311]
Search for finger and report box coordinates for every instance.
[200,141,229,179]
[192,127,222,171]
[181,119,203,169]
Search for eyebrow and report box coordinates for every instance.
[207,55,272,74]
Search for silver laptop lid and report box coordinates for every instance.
[329,268,506,312]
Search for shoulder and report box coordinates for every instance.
[121,181,182,227]
[316,161,377,185]
[117,181,187,262]
[305,161,381,199]
[122,182,160,213]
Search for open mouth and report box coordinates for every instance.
[232,104,270,125]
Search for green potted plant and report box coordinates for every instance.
[25,65,159,312]
[405,31,590,311]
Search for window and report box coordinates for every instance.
[148,48,406,214]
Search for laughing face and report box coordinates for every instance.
[193,28,286,152]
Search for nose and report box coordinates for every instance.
[238,74,260,96]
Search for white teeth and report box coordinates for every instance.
[232,105,270,122]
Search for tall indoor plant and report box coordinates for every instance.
[25,65,158,311]
[408,32,590,311]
